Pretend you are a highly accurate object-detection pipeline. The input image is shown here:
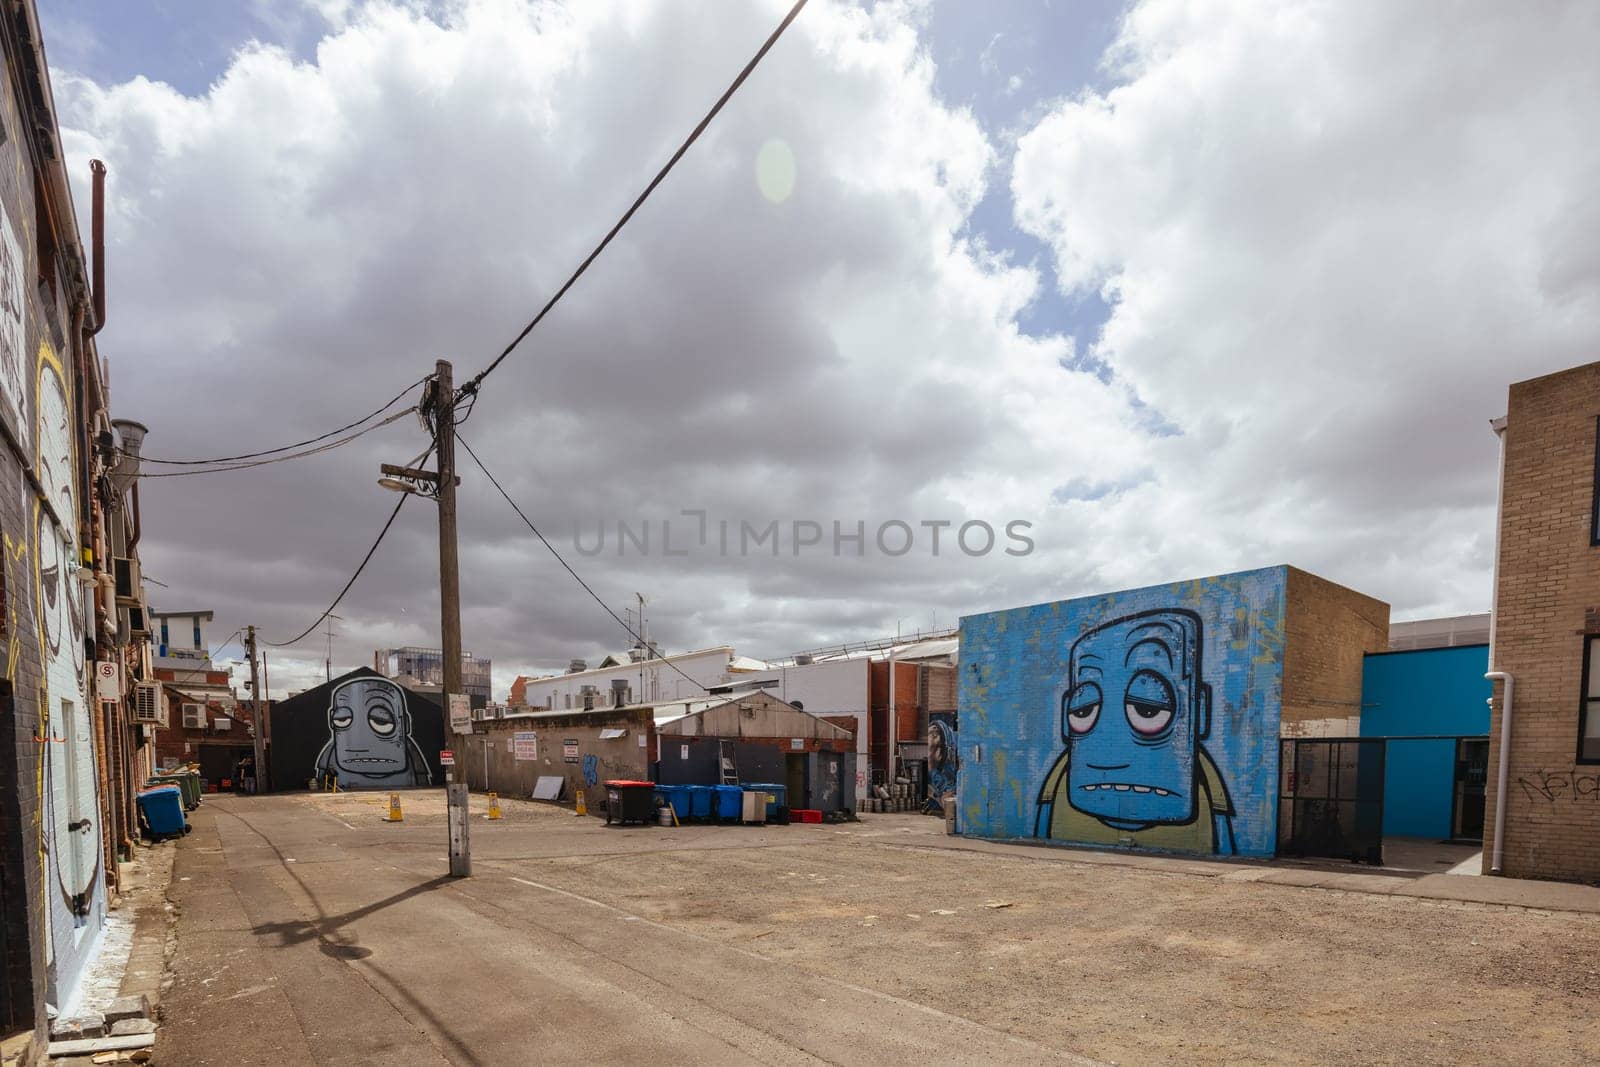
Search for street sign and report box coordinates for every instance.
[440,749,455,766]
[95,660,122,702]
[563,739,579,763]
[448,693,471,734]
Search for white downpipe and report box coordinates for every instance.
[1486,414,1511,875]
[1486,672,1514,874]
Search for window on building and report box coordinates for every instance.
[1581,636,1600,763]
[193,620,202,649]
[160,619,169,649]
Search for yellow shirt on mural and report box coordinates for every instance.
[1037,747,1234,853]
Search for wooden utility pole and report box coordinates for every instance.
[246,625,265,794]
[433,358,471,877]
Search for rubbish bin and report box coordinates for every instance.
[137,785,188,840]
[744,783,788,824]
[683,785,714,821]
[712,784,743,822]
[656,784,691,822]
[149,772,201,810]
[603,780,657,826]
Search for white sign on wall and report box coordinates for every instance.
[94,660,123,702]
[513,732,538,761]
[449,693,471,734]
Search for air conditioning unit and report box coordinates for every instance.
[470,706,487,722]
[181,702,204,729]
[132,682,166,726]
[113,556,141,605]
[213,716,232,731]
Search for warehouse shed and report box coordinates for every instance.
[655,692,857,813]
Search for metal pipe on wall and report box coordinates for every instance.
[1485,415,1511,875]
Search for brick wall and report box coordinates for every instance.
[1484,362,1600,883]
[1281,567,1390,736]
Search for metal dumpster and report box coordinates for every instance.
[603,780,657,826]
[743,782,788,824]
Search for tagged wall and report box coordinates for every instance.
[958,568,1288,857]
[0,60,102,1013]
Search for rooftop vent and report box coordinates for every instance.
[567,659,587,674]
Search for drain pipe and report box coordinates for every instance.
[1485,415,1511,874]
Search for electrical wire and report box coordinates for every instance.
[457,0,809,401]
[262,461,425,648]
[456,431,709,695]
[135,374,429,466]
[139,407,417,478]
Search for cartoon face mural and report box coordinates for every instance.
[313,675,433,788]
[1035,610,1235,853]
[957,568,1288,858]
[35,351,97,925]
[924,715,958,813]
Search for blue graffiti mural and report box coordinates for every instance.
[958,567,1287,857]
[581,753,599,788]
[1035,610,1235,853]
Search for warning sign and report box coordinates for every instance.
[513,732,538,761]
[440,749,455,766]
[95,660,122,702]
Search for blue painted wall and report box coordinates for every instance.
[958,567,1286,857]
[1360,645,1491,838]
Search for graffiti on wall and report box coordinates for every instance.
[313,675,433,788]
[958,568,1286,857]
[1519,770,1600,804]
[1035,610,1236,853]
[924,714,957,813]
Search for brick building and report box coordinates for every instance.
[0,0,158,1047]
[1483,362,1600,882]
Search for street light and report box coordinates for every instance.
[377,476,419,493]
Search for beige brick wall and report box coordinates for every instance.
[1485,362,1600,883]
[1280,567,1390,735]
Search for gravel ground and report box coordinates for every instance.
[302,791,1600,1065]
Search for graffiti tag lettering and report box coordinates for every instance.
[1518,770,1600,804]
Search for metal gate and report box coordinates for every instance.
[1278,739,1386,864]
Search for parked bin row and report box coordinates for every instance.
[603,781,828,827]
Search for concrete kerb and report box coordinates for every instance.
[849,818,1600,915]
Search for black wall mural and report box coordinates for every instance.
[268,669,445,791]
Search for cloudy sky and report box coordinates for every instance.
[36,0,1597,697]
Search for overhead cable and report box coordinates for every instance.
[458,0,809,400]
[456,432,709,695]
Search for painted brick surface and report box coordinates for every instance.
[1485,362,1600,882]
[958,568,1288,857]
[1281,568,1390,736]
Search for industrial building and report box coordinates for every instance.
[1482,362,1600,882]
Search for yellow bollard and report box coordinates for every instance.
[574,789,587,817]
[487,792,502,820]
[386,793,403,822]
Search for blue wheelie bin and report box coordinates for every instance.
[683,785,713,821]
[138,785,188,840]
[656,784,690,822]
[712,784,743,822]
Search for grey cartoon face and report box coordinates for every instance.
[328,677,413,777]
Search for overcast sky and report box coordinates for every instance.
[36,0,1598,698]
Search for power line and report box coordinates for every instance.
[262,490,414,648]
[458,0,809,400]
[136,374,428,466]
[139,407,418,479]
[456,432,709,695]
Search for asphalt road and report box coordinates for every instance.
[157,794,1093,1066]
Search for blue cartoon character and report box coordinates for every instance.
[313,676,433,789]
[923,718,958,814]
[1035,609,1235,853]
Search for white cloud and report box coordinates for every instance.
[1013,0,1600,614]
[58,0,1150,696]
